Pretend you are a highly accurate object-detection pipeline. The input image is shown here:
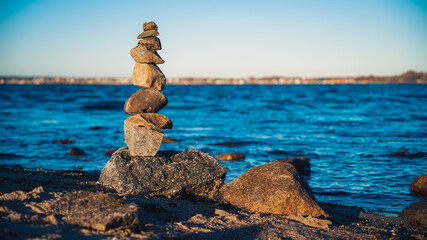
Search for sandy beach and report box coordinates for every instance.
[1,165,425,239]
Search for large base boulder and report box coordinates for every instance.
[99,148,228,198]
[399,201,427,226]
[220,160,329,218]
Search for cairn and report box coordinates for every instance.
[123,21,172,156]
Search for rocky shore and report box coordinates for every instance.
[1,165,426,240]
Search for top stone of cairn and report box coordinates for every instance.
[143,21,158,31]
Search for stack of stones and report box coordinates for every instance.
[123,21,172,156]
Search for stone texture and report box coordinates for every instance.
[50,191,140,231]
[399,201,427,226]
[143,21,158,31]
[278,157,311,176]
[220,161,329,218]
[124,88,168,115]
[99,148,228,198]
[216,152,245,161]
[126,114,172,132]
[130,45,164,64]
[124,120,163,157]
[137,30,159,39]
[138,37,161,50]
[410,174,427,196]
[131,63,166,91]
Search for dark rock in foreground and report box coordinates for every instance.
[51,191,140,231]
[399,201,427,226]
[410,174,427,196]
[99,148,228,198]
[220,160,329,218]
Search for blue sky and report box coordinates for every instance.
[0,0,426,78]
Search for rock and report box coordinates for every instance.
[143,21,158,31]
[220,161,329,218]
[163,137,180,143]
[99,148,228,198]
[410,174,427,196]
[125,113,172,132]
[399,201,427,226]
[214,141,239,147]
[130,45,164,64]
[124,88,168,115]
[131,63,166,91]
[69,147,85,156]
[216,152,245,161]
[124,120,163,157]
[50,191,140,231]
[137,30,159,39]
[104,149,117,156]
[278,157,311,176]
[53,139,74,144]
[138,37,161,50]
[392,151,427,159]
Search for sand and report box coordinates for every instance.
[0,165,425,239]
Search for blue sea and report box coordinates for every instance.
[1,84,426,214]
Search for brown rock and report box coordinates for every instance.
[214,141,239,147]
[124,88,168,115]
[410,174,427,196]
[69,147,85,156]
[138,37,161,50]
[220,161,329,218]
[137,30,159,39]
[143,21,158,31]
[124,120,163,157]
[399,201,427,226]
[53,139,74,144]
[130,44,164,64]
[104,149,117,156]
[216,152,245,161]
[278,157,311,176]
[163,137,180,143]
[126,114,172,132]
[51,191,140,231]
[131,63,166,91]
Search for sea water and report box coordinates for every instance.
[1,84,426,214]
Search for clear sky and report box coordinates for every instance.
[0,0,426,78]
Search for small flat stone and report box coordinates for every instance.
[143,21,158,31]
[126,114,172,132]
[124,119,163,157]
[138,37,161,50]
[131,63,166,91]
[137,30,159,39]
[130,45,164,64]
[124,88,168,115]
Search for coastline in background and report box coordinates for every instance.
[1,70,426,85]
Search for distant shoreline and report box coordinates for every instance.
[1,70,426,85]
